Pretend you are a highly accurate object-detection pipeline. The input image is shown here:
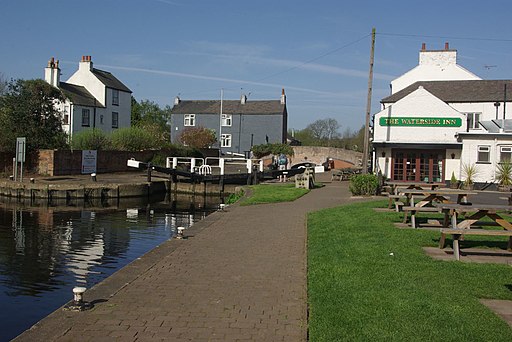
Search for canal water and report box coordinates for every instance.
[0,194,221,341]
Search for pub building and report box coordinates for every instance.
[372,43,512,189]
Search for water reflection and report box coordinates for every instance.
[0,193,220,342]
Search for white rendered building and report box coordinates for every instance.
[44,56,131,137]
[373,43,512,188]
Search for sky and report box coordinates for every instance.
[1,0,512,132]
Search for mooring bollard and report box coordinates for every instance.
[91,173,97,182]
[176,226,185,239]
[218,203,226,211]
[9,175,14,181]
[73,287,87,305]
[30,178,35,183]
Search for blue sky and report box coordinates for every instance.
[2,0,512,131]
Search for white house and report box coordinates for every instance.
[372,43,512,188]
[44,56,131,137]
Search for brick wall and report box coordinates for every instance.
[38,150,159,176]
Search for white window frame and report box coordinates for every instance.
[221,134,232,147]
[477,145,490,163]
[184,114,195,126]
[112,112,119,128]
[466,112,481,130]
[112,89,119,106]
[500,146,512,163]
[81,108,90,127]
[221,114,232,127]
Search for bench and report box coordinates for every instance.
[387,194,406,210]
[439,228,512,260]
[402,206,440,228]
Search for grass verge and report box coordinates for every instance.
[240,183,309,205]
[308,200,512,341]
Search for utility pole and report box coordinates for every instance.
[362,27,376,174]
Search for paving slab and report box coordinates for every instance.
[14,173,366,341]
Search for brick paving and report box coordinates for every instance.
[15,172,364,342]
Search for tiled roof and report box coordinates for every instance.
[479,119,512,133]
[59,82,104,107]
[92,68,131,92]
[171,100,285,115]
[382,80,512,103]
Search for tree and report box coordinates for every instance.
[178,127,216,148]
[0,72,7,96]
[0,79,68,153]
[131,97,172,143]
[306,118,340,142]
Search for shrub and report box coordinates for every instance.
[111,127,158,151]
[71,128,111,150]
[496,161,512,186]
[349,174,378,196]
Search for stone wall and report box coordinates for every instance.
[291,146,362,167]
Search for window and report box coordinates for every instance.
[112,112,119,128]
[500,146,512,163]
[184,114,195,126]
[82,109,90,127]
[477,145,490,163]
[63,106,69,125]
[466,112,481,130]
[112,89,119,106]
[221,134,232,147]
[221,114,232,126]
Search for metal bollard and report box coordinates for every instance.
[91,173,97,182]
[176,226,185,239]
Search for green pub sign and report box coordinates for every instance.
[379,117,462,127]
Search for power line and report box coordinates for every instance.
[181,33,372,98]
[378,32,512,43]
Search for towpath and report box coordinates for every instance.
[15,173,366,342]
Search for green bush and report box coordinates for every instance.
[71,128,111,150]
[111,127,158,151]
[349,174,378,196]
[251,143,294,158]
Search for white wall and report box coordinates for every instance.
[374,87,465,144]
[67,60,106,106]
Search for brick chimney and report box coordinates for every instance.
[280,88,286,105]
[79,55,93,71]
[240,94,247,104]
[44,57,60,87]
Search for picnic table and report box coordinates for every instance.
[386,181,442,195]
[400,189,476,228]
[436,203,512,260]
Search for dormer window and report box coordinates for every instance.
[112,89,119,106]
[466,112,481,130]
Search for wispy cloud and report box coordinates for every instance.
[166,42,395,81]
[153,0,181,6]
[96,63,345,97]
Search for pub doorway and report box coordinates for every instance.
[391,149,445,183]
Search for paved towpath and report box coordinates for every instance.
[15,174,366,342]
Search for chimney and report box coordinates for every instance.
[421,43,426,51]
[79,55,93,71]
[280,88,286,105]
[445,42,449,50]
[174,96,180,105]
[240,94,247,104]
[44,57,60,87]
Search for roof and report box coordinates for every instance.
[479,119,512,133]
[59,82,105,107]
[382,80,512,103]
[171,100,285,115]
[92,68,132,93]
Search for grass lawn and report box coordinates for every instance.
[308,200,512,341]
[240,183,309,205]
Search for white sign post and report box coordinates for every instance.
[15,137,26,182]
[81,150,97,174]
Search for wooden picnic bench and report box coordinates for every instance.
[402,206,440,228]
[387,194,406,211]
[439,228,512,260]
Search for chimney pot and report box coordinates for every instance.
[445,42,449,50]
[421,43,426,51]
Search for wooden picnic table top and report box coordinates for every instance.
[436,203,512,212]
[386,181,443,187]
[400,189,477,195]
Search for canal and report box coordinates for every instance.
[0,194,221,341]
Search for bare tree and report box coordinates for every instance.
[306,118,340,143]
